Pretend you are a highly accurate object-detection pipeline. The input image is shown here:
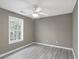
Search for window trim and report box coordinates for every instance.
[9,16,24,44]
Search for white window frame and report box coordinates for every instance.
[9,16,24,44]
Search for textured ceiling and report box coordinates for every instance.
[0,0,77,18]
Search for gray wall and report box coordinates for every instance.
[72,2,78,59]
[35,14,72,48]
[0,8,33,55]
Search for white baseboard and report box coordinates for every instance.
[72,49,76,59]
[33,42,76,59]
[33,42,72,50]
[0,42,33,58]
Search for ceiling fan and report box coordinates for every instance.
[20,4,48,18]
[31,5,48,18]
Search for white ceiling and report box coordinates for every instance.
[0,0,77,18]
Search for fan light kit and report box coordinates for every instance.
[32,13,39,18]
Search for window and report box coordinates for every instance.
[9,16,23,44]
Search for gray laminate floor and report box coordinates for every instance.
[1,44,74,59]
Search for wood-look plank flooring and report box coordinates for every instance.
[1,44,74,59]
